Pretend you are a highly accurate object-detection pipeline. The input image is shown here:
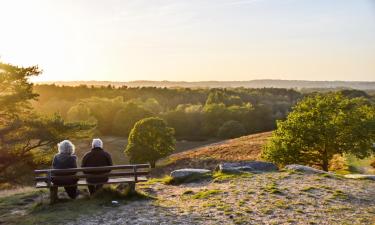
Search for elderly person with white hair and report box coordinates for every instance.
[81,138,113,195]
[51,140,79,199]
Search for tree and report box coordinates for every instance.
[217,120,246,139]
[0,62,94,183]
[125,117,175,168]
[67,103,95,122]
[262,92,375,171]
[112,102,153,136]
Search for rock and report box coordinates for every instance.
[284,164,332,175]
[215,161,278,173]
[344,174,375,181]
[170,168,211,180]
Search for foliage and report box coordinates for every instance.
[217,120,246,139]
[33,85,303,139]
[262,92,375,171]
[112,102,153,136]
[125,117,176,167]
[66,103,96,123]
[0,62,94,184]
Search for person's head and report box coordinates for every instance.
[58,140,75,155]
[92,138,103,149]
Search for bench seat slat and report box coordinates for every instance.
[35,171,149,181]
[36,177,148,188]
[34,164,150,174]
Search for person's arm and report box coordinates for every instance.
[106,153,113,166]
[72,156,78,168]
[81,154,87,167]
[52,155,57,168]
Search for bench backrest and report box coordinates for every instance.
[35,164,150,187]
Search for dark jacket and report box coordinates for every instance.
[81,147,113,183]
[52,154,78,185]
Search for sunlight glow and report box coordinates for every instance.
[0,0,374,82]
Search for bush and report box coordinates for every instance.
[217,120,246,139]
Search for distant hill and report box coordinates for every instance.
[36,79,375,90]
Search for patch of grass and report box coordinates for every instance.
[331,190,349,200]
[301,186,317,192]
[262,182,283,195]
[143,176,174,185]
[182,190,194,195]
[2,185,154,225]
[260,207,273,215]
[0,190,43,222]
[212,171,252,183]
[274,199,290,209]
[192,189,221,199]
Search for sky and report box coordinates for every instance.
[0,0,374,82]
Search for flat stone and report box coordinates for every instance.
[216,161,278,173]
[344,174,375,180]
[170,168,211,179]
[284,164,331,175]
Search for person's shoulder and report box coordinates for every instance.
[102,150,112,157]
[82,151,92,159]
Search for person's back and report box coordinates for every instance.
[81,138,113,194]
[51,140,79,199]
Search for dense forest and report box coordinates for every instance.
[32,85,374,141]
[33,85,303,140]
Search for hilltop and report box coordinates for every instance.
[156,132,271,174]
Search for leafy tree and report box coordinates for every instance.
[0,62,94,183]
[67,103,96,122]
[217,120,246,139]
[262,93,375,171]
[125,117,175,167]
[163,104,205,140]
[112,102,153,136]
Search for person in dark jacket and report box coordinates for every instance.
[81,138,113,195]
[52,140,79,199]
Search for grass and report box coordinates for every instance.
[212,171,252,182]
[301,186,317,192]
[192,189,221,199]
[0,185,154,225]
[331,190,349,200]
[262,182,283,195]
[143,176,174,185]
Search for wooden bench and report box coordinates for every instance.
[34,164,150,203]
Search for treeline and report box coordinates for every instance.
[33,85,302,140]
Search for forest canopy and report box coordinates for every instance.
[32,85,303,140]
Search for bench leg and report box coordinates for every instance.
[50,186,58,204]
[129,182,136,195]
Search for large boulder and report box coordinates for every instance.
[344,174,375,181]
[284,164,332,175]
[215,161,278,173]
[170,168,211,180]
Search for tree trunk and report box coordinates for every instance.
[150,161,156,168]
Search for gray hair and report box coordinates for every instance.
[58,140,75,155]
[92,138,103,148]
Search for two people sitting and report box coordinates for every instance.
[51,138,113,199]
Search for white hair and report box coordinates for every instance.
[58,140,75,155]
[92,138,103,148]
